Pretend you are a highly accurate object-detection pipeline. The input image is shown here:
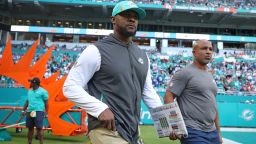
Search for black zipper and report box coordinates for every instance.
[127,44,139,142]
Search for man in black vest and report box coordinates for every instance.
[63,1,162,144]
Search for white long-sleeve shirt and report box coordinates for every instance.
[63,45,163,118]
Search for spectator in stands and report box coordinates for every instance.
[63,1,162,144]
[164,40,222,143]
[21,77,48,144]
[223,74,232,91]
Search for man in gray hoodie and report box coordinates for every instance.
[63,1,162,144]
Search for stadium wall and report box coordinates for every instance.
[1,88,256,128]
[0,88,82,126]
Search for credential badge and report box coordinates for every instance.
[138,58,144,64]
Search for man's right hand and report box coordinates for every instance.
[20,111,26,117]
[169,132,182,141]
[98,108,116,131]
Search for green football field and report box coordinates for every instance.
[2,125,256,144]
[1,125,180,144]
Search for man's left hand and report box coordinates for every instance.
[45,112,48,118]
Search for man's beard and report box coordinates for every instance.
[196,57,210,66]
[119,26,137,37]
[200,59,210,65]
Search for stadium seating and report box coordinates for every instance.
[0,42,255,96]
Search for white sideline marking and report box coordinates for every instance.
[222,138,241,144]
[221,127,256,132]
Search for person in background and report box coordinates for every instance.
[22,77,48,144]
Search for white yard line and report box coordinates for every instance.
[222,138,241,144]
[221,127,256,132]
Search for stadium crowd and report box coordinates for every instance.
[147,49,256,95]
[1,42,256,96]
[0,43,79,87]
[166,0,256,9]
[87,0,256,9]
